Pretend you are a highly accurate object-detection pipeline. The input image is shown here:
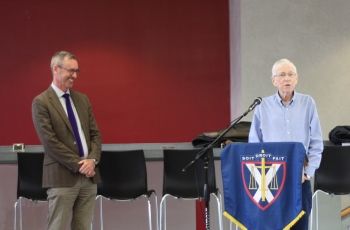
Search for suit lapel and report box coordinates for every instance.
[47,87,74,135]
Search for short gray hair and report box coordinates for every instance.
[271,58,297,77]
[50,51,77,71]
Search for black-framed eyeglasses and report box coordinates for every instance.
[58,65,80,75]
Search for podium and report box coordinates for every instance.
[221,142,306,230]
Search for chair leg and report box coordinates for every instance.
[147,198,153,230]
[91,196,99,230]
[218,193,223,230]
[19,197,23,230]
[14,199,18,230]
[152,193,159,230]
[159,197,164,230]
[315,191,320,230]
[211,193,223,230]
[14,197,23,230]
[229,222,239,230]
[312,190,321,230]
[310,191,316,230]
[310,190,327,230]
[99,196,104,230]
[159,195,169,230]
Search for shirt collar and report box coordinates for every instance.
[275,91,295,107]
[51,82,71,98]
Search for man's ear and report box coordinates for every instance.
[272,76,277,87]
[52,65,59,75]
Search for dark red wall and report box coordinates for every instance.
[0,0,230,144]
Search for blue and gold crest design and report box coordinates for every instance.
[221,142,305,230]
[241,149,286,211]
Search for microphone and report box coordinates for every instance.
[243,97,262,116]
[248,97,262,111]
[183,96,262,172]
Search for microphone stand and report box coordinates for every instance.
[182,105,257,230]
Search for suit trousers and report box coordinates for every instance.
[47,175,97,230]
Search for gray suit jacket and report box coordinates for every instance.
[32,87,101,187]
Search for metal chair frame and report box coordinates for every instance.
[159,149,223,230]
[96,150,158,230]
[14,152,48,230]
[310,145,350,229]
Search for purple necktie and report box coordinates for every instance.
[63,93,84,157]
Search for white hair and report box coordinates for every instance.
[271,58,297,77]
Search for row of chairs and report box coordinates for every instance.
[14,145,350,229]
[14,149,223,230]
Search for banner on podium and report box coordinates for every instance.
[221,142,305,230]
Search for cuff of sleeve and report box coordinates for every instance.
[304,166,316,178]
[304,173,311,180]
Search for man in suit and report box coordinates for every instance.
[32,51,101,230]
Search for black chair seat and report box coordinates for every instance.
[314,145,350,194]
[96,150,158,230]
[311,145,350,229]
[159,149,222,230]
[14,152,48,230]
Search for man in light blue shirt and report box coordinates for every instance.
[249,58,323,230]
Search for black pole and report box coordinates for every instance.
[203,155,210,229]
[182,97,261,230]
[181,114,245,230]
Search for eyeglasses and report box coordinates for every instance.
[274,72,296,78]
[58,65,80,75]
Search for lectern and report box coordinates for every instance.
[221,142,306,230]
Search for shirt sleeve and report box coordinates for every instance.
[305,99,324,177]
[249,107,263,143]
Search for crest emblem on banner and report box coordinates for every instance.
[241,150,287,211]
